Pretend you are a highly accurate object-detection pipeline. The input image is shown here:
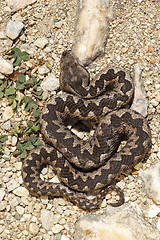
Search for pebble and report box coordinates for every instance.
[74,202,160,240]
[11,136,18,146]
[29,223,39,235]
[41,73,60,91]
[148,205,160,218]
[6,20,24,40]
[2,106,14,121]
[0,189,5,201]
[6,179,19,192]
[155,94,160,103]
[38,65,50,75]
[16,206,25,215]
[13,187,29,197]
[0,57,13,75]
[6,0,37,11]
[52,224,64,234]
[0,31,7,39]
[40,209,57,230]
[0,201,7,211]
[61,235,70,240]
[34,37,48,48]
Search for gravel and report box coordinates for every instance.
[0,0,160,239]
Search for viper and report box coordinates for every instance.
[22,51,151,210]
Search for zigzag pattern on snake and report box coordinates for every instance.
[22,51,151,210]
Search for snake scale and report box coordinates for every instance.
[22,51,151,210]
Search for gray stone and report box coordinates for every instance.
[0,57,13,75]
[6,20,24,40]
[72,0,113,65]
[131,63,148,117]
[139,162,160,205]
[41,73,60,91]
[6,0,36,11]
[73,202,160,240]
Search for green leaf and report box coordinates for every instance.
[31,125,39,132]
[34,141,43,146]
[16,82,25,90]
[27,121,33,128]
[30,134,37,143]
[33,109,40,117]
[0,135,8,142]
[19,150,27,159]
[23,141,34,151]
[31,100,38,109]
[0,91,4,98]
[12,99,17,109]
[20,51,30,60]
[13,56,21,66]
[13,150,22,156]
[4,79,7,88]
[24,96,32,104]
[32,77,37,83]
[24,79,34,87]
[24,103,30,111]
[17,142,24,151]
[5,88,16,96]
[18,74,25,83]
[11,48,21,58]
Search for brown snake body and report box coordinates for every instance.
[22,51,151,210]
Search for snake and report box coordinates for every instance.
[22,51,151,210]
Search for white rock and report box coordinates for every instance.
[51,224,64,234]
[6,20,24,40]
[0,201,7,211]
[41,73,60,91]
[72,0,113,65]
[40,209,57,230]
[139,162,160,204]
[74,202,160,240]
[6,0,36,11]
[0,31,7,39]
[2,106,14,121]
[6,179,19,192]
[16,205,24,215]
[0,57,13,75]
[29,223,39,235]
[38,65,50,75]
[13,187,29,196]
[11,136,18,146]
[34,37,48,48]
[0,189,5,201]
[131,63,148,117]
[148,205,160,218]
[61,235,70,240]
[157,218,160,231]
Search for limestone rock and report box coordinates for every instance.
[72,0,113,65]
[2,106,14,121]
[139,162,160,205]
[0,57,13,75]
[6,0,36,11]
[73,202,160,240]
[131,63,148,117]
[41,73,60,91]
[6,20,24,40]
[34,37,48,48]
[13,187,29,196]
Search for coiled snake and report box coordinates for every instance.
[22,51,151,210]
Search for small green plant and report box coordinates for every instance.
[13,134,42,158]
[1,47,44,159]
[0,135,8,157]
[11,48,30,66]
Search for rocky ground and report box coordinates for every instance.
[0,0,160,239]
